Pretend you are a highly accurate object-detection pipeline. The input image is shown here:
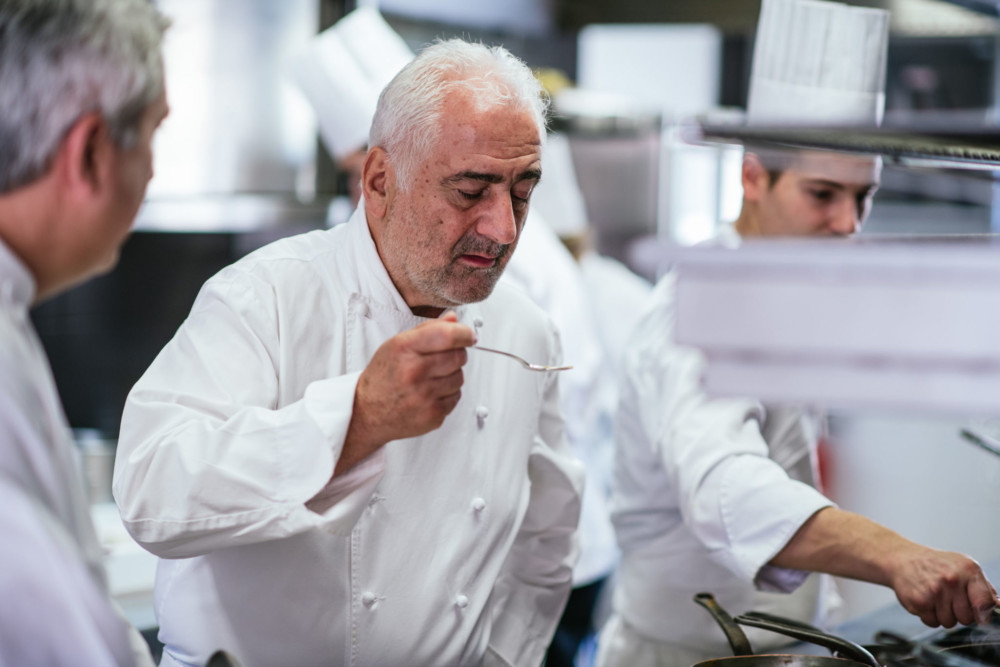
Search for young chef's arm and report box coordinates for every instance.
[771,506,999,628]
[619,284,833,593]
[486,339,585,667]
[113,268,383,559]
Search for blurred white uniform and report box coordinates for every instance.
[504,132,653,589]
[0,239,151,667]
[596,1,890,663]
[596,272,836,666]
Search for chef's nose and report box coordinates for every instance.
[476,194,518,246]
[829,199,860,236]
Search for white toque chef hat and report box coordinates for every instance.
[289,7,414,160]
[747,0,890,126]
[530,132,590,238]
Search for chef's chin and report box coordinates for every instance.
[451,269,506,304]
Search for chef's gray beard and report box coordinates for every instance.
[431,235,512,304]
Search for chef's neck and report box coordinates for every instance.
[733,202,764,238]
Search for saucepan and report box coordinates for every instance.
[693,592,883,667]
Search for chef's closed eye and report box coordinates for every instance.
[459,188,486,201]
[512,181,535,204]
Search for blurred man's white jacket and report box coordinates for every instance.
[0,239,152,667]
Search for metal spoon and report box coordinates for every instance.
[473,345,573,372]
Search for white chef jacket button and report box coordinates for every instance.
[359,303,371,318]
[362,592,376,607]
[475,406,489,425]
[472,317,483,329]
[471,497,486,512]
[455,594,469,609]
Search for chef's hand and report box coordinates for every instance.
[337,311,474,474]
[889,546,998,628]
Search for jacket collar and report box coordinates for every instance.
[0,237,36,310]
[345,201,473,325]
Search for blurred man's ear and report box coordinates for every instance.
[56,112,112,202]
[741,152,771,204]
[361,147,392,219]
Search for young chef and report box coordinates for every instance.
[0,0,169,664]
[112,39,584,667]
[596,1,999,665]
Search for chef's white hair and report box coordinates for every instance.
[0,0,169,193]
[369,38,548,191]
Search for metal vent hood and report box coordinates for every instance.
[556,0,998,38]
[141,0,328,232]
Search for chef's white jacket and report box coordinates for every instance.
[0,239,152,667]
[606,273,837,656]
[504,217,653,588]
[113,204,585,667]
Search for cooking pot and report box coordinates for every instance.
[693,593,882,667]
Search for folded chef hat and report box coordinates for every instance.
[747,0,890,126]
[289,7,414,160]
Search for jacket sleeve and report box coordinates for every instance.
[486,327,585,667]
[624,276,833,591]
[113,268,384,559]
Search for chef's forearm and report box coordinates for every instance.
[768,506,902,586]
[335,394,386,476]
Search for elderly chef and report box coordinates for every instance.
[113,38,584,667]
[0,1,169,665]
[298,15,639,665]
[595,1,999,665]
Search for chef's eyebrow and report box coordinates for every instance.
[804,178,879,192]
[444,168,543,186]
[803,178,846,190]
[445,171,501,185]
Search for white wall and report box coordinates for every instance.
[825,411,1000,620]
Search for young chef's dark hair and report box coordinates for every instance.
[0,0,169,194]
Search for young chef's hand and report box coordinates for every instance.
[337,311,474,474]
[889,546,998,628]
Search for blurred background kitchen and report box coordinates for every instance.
[32,0,1000,653]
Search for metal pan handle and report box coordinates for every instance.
[734,614,881,667]
[694,592,755,656]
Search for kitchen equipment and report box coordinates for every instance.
[872,630,996,667]
[472,345,573,372]
[734,614,881,667]
[694,593,881,667]
[959,427,1000,458]
[694,592,755,655]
